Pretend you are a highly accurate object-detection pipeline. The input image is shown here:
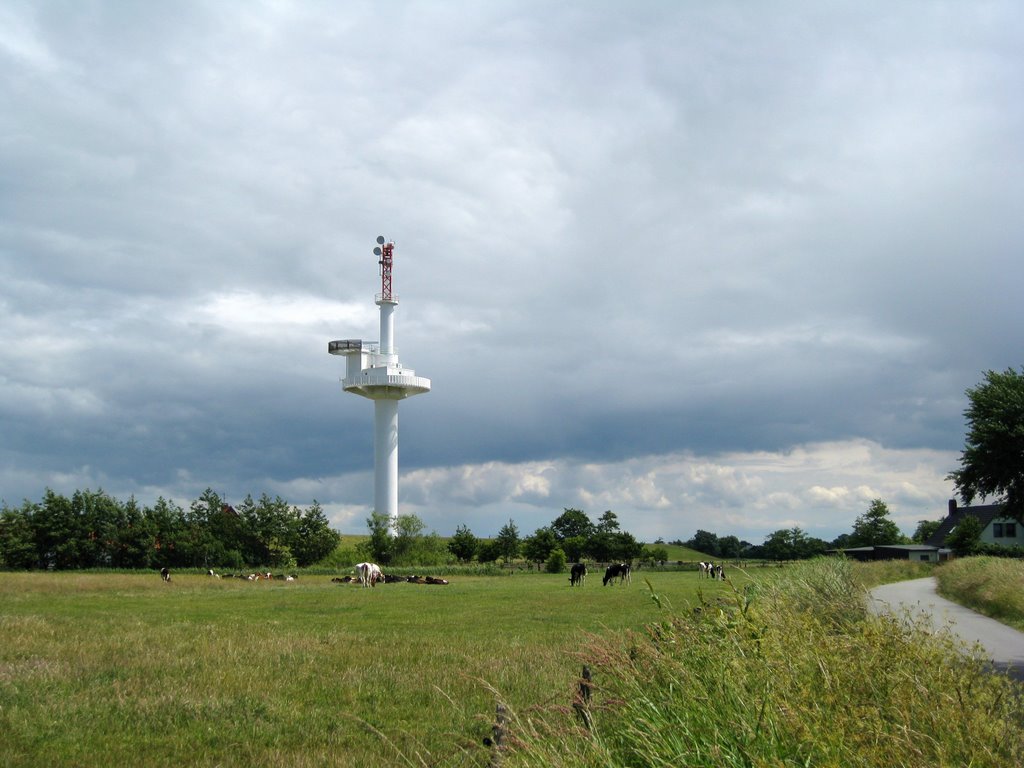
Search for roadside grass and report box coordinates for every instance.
[936,556,1024,631]
[0,569,746,767]
[848,558,936,589]
[502,557,1024,767]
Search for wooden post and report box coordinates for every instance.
[573,664,593,730]
[486,701,507,767]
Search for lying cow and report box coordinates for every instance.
[569,562,587,586]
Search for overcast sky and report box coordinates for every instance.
[2,1,1021,544]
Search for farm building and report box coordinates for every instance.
[833,544,945,562]
[925,499,1022,549]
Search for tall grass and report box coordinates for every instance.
[936,556,1024,631]
[503,558,1024,767]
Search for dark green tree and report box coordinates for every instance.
[550,508,594,541]
[476,538,500,564]
[359,511,394,564]
[762,528,826,560]
[718,535,743,559]
[294,501,340,566]
[0,503,37,569]
[911,519,942,544]
[494,519,521,563]
[392,514,425,563]
[522,527,558,566]
[545,547,567,574]
[945,514,983,556]
[688,529,720,557]
[608,531,644,562]
[848,499,904,547]
[948,367,1024,520]
[596,510,620,533]
[560,535,587,562]
[448,524,479,562]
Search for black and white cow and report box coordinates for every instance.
[602,563,631,586]
[569,562,587,586]
[160,567,171,582]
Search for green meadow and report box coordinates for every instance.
[0,568,742,767]
[3,561,1022,767]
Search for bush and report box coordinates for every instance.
[545,548,567,574]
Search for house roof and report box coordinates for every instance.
[925,503,1005,547]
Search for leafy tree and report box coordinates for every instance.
[949,367,1024,520]
[494,519,521,563]
[718,535,743,559]
[762,528,826,560]
[405,532,451,566]
[392,514,426,563]
[109,497,157,569]
[148,496,187,568]
[545,547,567,574]
[523,527,559,566]
[448,524,478,562]
[476,538,500,564]
[596,510,620,534]
[849,499,904,547]
[0,504,37,569]
[359,511,394,564]
[830,532,854,550]
[608,531,644,562]
[645,545,669,565]
[687,529,720,557]
[586,531,614,562]
[945,514,983,556]
[560,535,587,563]
[294,501,340,566]
[550,508,593,541]
[911,519,942,544]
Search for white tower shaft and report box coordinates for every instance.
[329,237,430,524]
[374,399,399,517]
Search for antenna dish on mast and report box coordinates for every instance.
[373,247,382,256]
[376,235,386,245]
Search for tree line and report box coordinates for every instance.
[444,508,646,568]
[679,499,921,561]
[0,488,340,570]
[355,507,647,570]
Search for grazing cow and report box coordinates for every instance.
[160,567,171,582]
[569,562,587,587]
[697,561,711,579]
[356,562,383,587]
[602,563,631,586]
[714,564,725,581]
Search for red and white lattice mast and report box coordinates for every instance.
[328,236,431,521]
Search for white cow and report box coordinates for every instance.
[356,562,383,588]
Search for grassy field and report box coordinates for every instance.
[4,560,1020,767]
[0,567,747,767]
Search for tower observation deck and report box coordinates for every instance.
[328,237,430,520]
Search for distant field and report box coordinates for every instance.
[0,568,749,767]
[330,535,715,565]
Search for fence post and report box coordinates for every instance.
[486,701,507,767]
[573,664,593,730]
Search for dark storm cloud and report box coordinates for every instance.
[2,1,1022,541]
